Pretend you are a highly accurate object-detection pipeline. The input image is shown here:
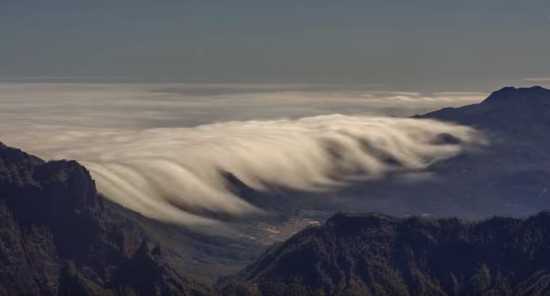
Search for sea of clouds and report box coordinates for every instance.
[0,83,486,226]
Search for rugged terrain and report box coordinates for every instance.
[0,142,213,295]
[224,212,550,296]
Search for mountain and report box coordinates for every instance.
[421,86,550,131]
[223,211,550,296]
[316,86,550,219]
[417,86,550,217]
[0,142,213,296]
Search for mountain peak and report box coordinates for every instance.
[0,141,214,295]
[422,85,550,130]
[482,85,550,105]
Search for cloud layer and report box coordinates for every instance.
[0,83,487,228]
[4,114,483,227]
[0,83,484,129]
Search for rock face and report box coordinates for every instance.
[223,212,550,296]
[0,143,212,296]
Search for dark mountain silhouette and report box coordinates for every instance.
[421,86,550,130]
[0,142,213,296]
[223,211,550,296]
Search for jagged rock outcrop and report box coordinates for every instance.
[0,142,213,296]
[223,212,550,296]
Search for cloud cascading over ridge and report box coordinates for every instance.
[4,114,484,227]
[0,83,487,228]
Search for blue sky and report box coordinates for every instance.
[1,0,549,91]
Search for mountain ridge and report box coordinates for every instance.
[420,86,550,130]
[223,211,550,296]
[0,142,213,295]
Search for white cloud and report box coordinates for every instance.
[0,83,486,230]
[4,115,484,228]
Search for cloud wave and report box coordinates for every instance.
[4,115,484,227]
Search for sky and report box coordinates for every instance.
[1,0,550,91]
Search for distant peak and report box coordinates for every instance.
[483,86,550,104]
[496,85,548,92]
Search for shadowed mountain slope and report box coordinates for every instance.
[322,86,550,219]
[223,211,550,296]
[0,142,213,296]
